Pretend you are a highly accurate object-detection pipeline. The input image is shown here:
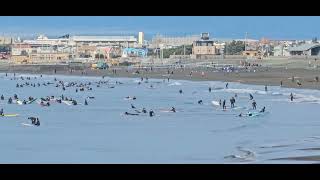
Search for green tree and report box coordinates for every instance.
[225,41,245,55]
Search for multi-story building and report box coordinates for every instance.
[191,33,218,59]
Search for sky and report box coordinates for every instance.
[0,16,319,40]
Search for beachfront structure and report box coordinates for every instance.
[191,33,218,59]
[11,43,32,56]
[71,36,137,47]
[138,32,144,45]
[288,43,320,56]
[29,52,69,63]
[273,45,290,56]
[23,35,70,46]
[151,34,200,48]
[0,36,13,45]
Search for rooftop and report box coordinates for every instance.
[72,36,137,42]
[288,43,320,51]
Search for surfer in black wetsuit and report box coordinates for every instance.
[72,100,77,105]
[225,83,229,89]
[265,85,268,91]
[179,89,183,94]
[34,118,40,126]
[252,100,257,110]
[125,112,139,116]
[171,107,176,112]
[290,93,294,101]
[0,108,3,116]
[222,100,226,110]
[149,110,155,117]
[260,106,266,113]
[131,104,136,109]
[8,97,12,104]
[219,99,222,106]
[198,100,203,104]
[14,94,18,100]
[249,94,254,100]
[1,95,4,100]
[209,87,212,93]
[84,99,88,105]
[142,108,147,113]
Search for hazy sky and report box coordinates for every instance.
[0,16,319,39]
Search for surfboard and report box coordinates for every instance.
[28,98,37,104]
[62,100,73,106]
[21,123,33,127]
[211,101,220,106]
[2,114,19,117]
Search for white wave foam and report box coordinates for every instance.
[168,82,182,86]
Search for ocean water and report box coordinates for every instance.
[1,73,320,163]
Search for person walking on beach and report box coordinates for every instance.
[252,100,257,110]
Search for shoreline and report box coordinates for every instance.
[1,64,320,91]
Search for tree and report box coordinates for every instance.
[225,41,245,55]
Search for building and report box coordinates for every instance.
[288,43,320,56]
[242,50,259,57]
[11,43,32,56]
[71,36,137,47]
[191,33,217,59]
[273,45,290,56]
[0,36,13,45]
[151,34,200,48]
[138,32,144,45]
[11,55,30,64]
[23,34,70,46]
[29,52,69,63]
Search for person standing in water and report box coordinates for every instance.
[252,100,257,110]
[149,110,155,117]
[209,87,212,93]
[225,83,229,89]
[1,95,4,100]
[280,81,283,87]
[265,85,268,92]
[222,100,226,110]
[290,93,294,101]
[0,108,4,116]
[179,89,183,94]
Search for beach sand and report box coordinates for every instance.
[1,64,320,90]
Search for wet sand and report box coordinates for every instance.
[1,64,320,90]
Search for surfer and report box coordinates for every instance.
[0,108,3,116]
[290,93,294,101]
[84,99,88,105]
[209,87,212,92]
[222,100,226,110]
[219,99,222,106]
[8,97,12,104]
[72,100,77,105]
[124,112,139,116]
[249,94,254,100]
[230,97,235,108]
[265,85,268,91]
[1,95,4,100]
[225,83,229,89]
[260,106,266,113]
[198,100,203,104]
[142,108,147,113]
[171,107,176,112]
[131,104,136,109]
[179,89,183,94]
[14,94,18,100]
[235,93,238,98]
[252,100,257,110]
[149,110,155,117]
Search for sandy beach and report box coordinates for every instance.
[1,62,320,90]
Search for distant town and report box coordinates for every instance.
[0,32,320,68]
